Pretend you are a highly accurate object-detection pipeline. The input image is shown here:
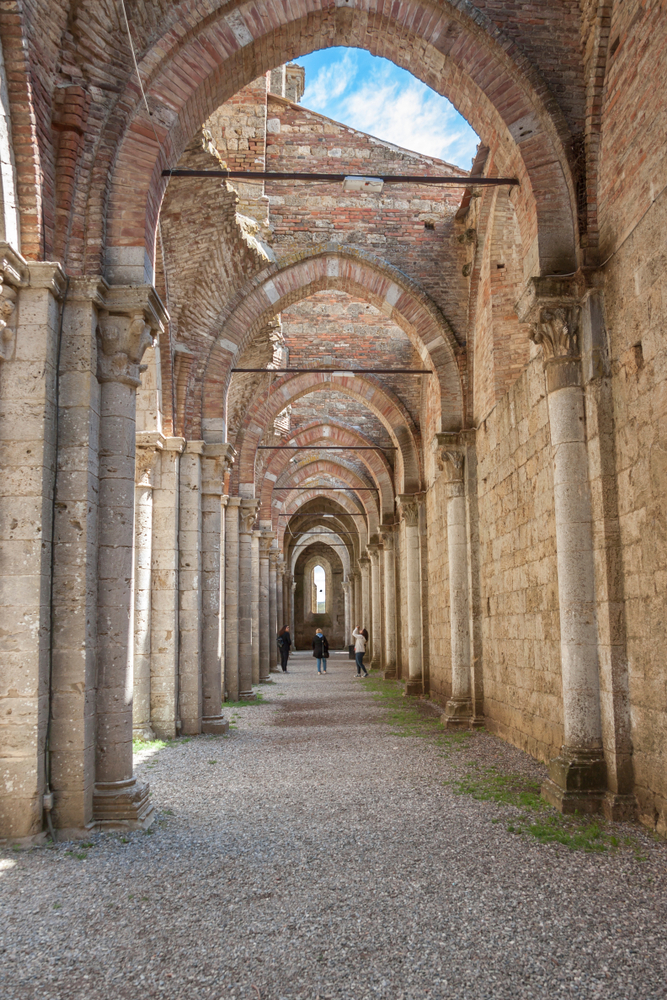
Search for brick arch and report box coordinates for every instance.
[259,421,395,521]
[233,371,421,494]
[200,247,463,438]
[277,491,371,550]
[273,460,381,534]
[91,0,578,283]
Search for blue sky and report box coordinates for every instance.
[297,48,479,170]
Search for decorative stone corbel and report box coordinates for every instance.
[240,498,261,534]
[0,244,28,362]
[396,493,423,526]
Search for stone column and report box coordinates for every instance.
[201,444,234,734]
[178,441,204,735]
[359,556,371,638]
[396,495,424,697]
[352,570,362,628]
[342,577,351,644]
[259,532,274,679]
[238,499,260,699]
[518,286,606,812]
[379,526,398,679]
[150,437,184,738]
[133,444,159,740]
[434,435,473,728]
[276,560,285,637]
[93,287,165,827]
[367,543,382,671]
[269,549,279,672]
[224,498,241,701]
[251,530,261,684]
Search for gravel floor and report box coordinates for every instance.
[2,650,667,1000]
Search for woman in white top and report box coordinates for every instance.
[352,627,369,677]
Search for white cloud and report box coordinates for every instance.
[299,52,479,169]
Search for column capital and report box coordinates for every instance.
[202,443,236,496]
[515,277,583,390]
[358,554,370,570]
[379,523,396,549]
[396,493,424,526]
[239,498,261,533]
[259,530,276,555]
[366,543,380,563]
[0,244,28,363]
[226,496,243,509]
[96,285,167,387]
[269,549,280,567]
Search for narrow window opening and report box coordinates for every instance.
[312,565,326,614]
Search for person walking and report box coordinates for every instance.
[277,625,291,672]
[312,628,329,674]
[352,626,368,677]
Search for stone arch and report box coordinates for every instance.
[294,541,345,649]
[292,530,352,580]
[258,421,395,522]
[201,248,463,438]
[277,493,369,552]
[90,0,579,285]
[233,371,421,494]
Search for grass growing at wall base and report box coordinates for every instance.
[364,674,644,856]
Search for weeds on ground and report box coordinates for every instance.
[364,674,646,856]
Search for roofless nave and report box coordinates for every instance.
[0,0,666,845]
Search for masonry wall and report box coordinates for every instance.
[476,357,563,762]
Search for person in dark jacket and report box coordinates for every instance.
[277,625,291,672]
[312,628,329,674]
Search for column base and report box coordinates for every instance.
[404,679,423,697]
[602,792,638,823]
[383,667,397,680]
[92,777,155,830]
[269,667,281,674]
[442,698,473,730]
[470,715,486,730]
[541,747,607,815]
[239,690,256,701]
[132,724,156,741]
[202,715,230,735]
[369,657,381,671]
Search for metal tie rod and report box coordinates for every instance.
[233,368,433,374]
[280,512,368,515]
[162,169,518,186]
[273,486,378,491]
[258,446,395,451]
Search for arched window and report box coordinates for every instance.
[312,565,326,614]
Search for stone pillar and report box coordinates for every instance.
[93,287,165,827]
[518,286,606,812]
[251,530,261,684]
[0,256,63,838]
[269,549,279,672]
[259,532,274,678]
[178,441,204,734]
[238,499,260,699]
[133,445,158,740]
[290,576,296,642]
[397,495,424,697]
[434,435,473,728]
[359,556,370,638]
[352,570,362,629]
[276,560,285,638]
[201,444,234,734]
[379,526,398,679]
[224,498,241,701]
[150,437,184,738]
[342,577,351,645]
[367,543,382,671]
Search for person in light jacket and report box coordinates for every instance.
[352,627,369,677]
[312,628,329,674]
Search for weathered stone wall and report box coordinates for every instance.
[475,357,563,762]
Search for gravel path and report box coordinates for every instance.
[2,650,667,1000]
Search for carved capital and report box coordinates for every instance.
[367,543,380,563]
[379,523,395,550]
[96,285,167,387]
[269,549,280,567]
[396,493,424,527]
[239,499,260,533]
[530,306,581,361]
[259,530,275,555]
[0,245,28,363]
